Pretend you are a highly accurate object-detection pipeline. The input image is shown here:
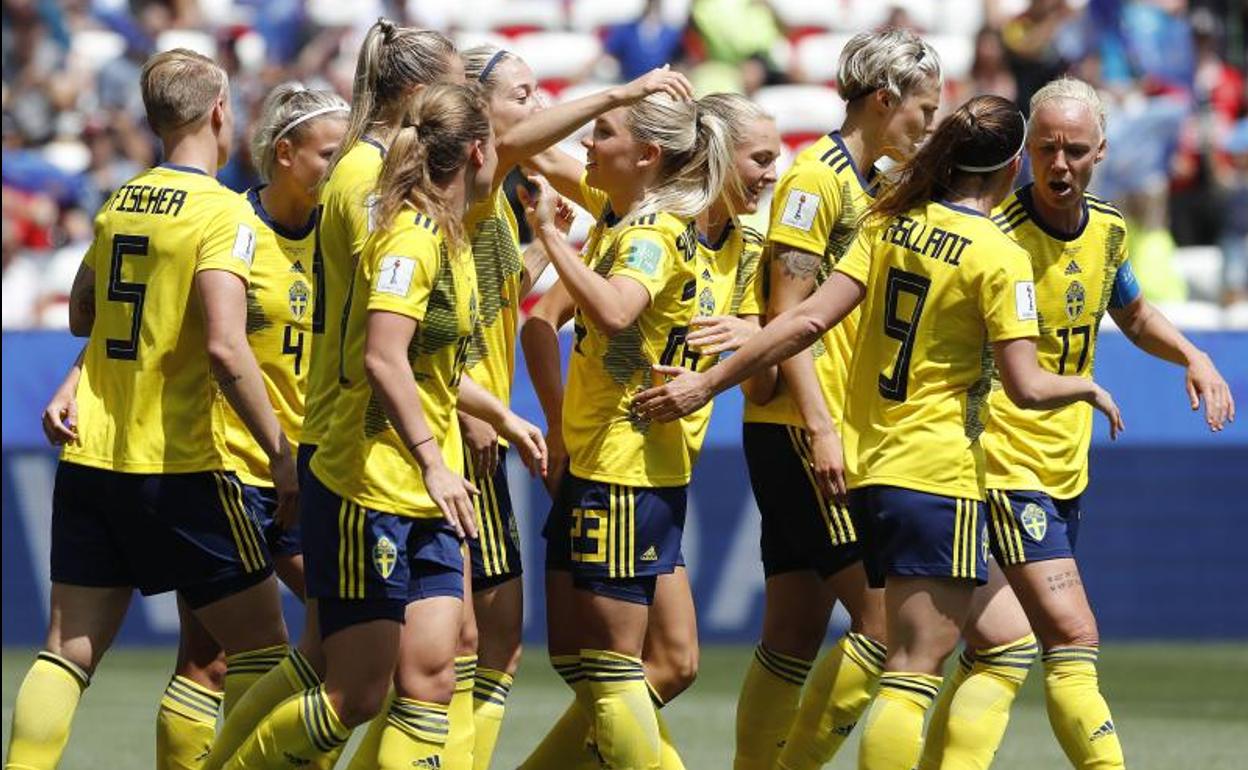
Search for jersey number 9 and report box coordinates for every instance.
[878,267,931,402]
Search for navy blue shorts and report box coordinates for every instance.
[301,468,464,635]
[542,473,686,605]
[296,442,317,487]
[464,444,523,590]
[986,489,1082,566]
[744,422,864,579]
[851,485,989,588]
[242,484,302,558]
[50,462,273,609]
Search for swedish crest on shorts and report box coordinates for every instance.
[1020,503,1048,543]
[289,279,310,321]
[373,535,397,579]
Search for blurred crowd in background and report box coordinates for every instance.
[4,0,1247,329]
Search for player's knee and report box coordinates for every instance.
[329,681,390,728]
[458,617,479,656]
[1047,615,1099,650]
[395,660,456,704]
[647,645,699,700]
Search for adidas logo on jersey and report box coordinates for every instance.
[1089,720,1116,742]
[640,545,659,562]
[1065,259,1081,275]
[291,260,306,274]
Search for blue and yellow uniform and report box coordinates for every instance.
[303,206,478,634]
[983,186,1139,565]
[743,132,874,579]
[543,193,701,604]
[836,199,1040,586]
[213,187,317,557]
[300,138,385,478]
[462,184,525,588]
[53,163,270,608]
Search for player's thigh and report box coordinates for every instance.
[395,595,464,704]
[296,598,327,676]
[191,575,288,655]
[322,618,403,725]
[883,576,977,675]
[826,560,885,640]
[961,558,1033,651]
[573,589,650,657]
[642,567,699,699]
[45,582,133,675]
[1004,557,1098,649]
[545,570,578,658]
[274,553,306,600]
[474,577,523,672]
[175,592,226,688]
[458,556,478,656]
[760,571,836,660]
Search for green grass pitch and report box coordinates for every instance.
[5,644,1247,768]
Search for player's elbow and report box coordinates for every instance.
[363,348,393,388]
[68,310,93,338]
[795,311,827,347]
[1001,376,1044,410]
[204,335,244,375]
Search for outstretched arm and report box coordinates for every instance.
[994,336,1124,438]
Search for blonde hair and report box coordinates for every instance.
[838,28,942,103]
[627,93,733,220]
[697,92,773,213]
[140,48,228,134]
[1029,77,1106,138]
[462,44,516,96]
[330,18,457,174]
[373,83,491,248]
[250,83,348,182]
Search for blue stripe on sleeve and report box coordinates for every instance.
[1108,260,1141,309]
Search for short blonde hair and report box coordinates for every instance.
[140,48,228,134]
[1029,77,1107,138]
[838,28,942,103]
[250,83,349,182]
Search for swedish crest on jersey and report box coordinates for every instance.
[288,279,310,321]
[1065,280,1086,322]
[1020,503,1048,542]
[373,535,397,579]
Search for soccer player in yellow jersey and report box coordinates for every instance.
[515,92,779,770]
[634,95,1126,770]
[517,92,733,770]
[8,49,296,770]
[221,84,545,770]
[917,78,1236,770]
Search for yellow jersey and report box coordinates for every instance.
[302,138,385,447]
[218,188,316,486]
[311,208,478,518]
[63,164,259,474]
[563,209,701,487]
[983,187,1133,498]
[464,183,524,430]
[745,132,874,428]
[683,219,765,463]
[836,200,1040,499]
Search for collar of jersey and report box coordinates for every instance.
[697,217,735,250]
[248,186,318,240]
[1016,183,1089,242]
[159,162,210,176]
[936,198,989,218]
[829,131,877,196]
[361,135,387,157]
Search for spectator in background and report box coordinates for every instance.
[954,26,1018,103]
[602,0,686,82]
[689,0,785,94]
[1220,119,1248,305]
[1002,0,1076,109]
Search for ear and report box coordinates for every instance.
[873,88,894,112]
[1094,136,1108,165]
[210,97,227,132]
[468,139,486,168]
[274,137,295,170]
[635,141,662,170]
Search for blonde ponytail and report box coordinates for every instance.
[626,93,733,220]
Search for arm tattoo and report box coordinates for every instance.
[777,248,821,280]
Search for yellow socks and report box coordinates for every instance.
[777,632,886,770]
[222,685,349,770]
[445,655,478,770]
[1043,646,1125,769]
[920,634,1038,770]
[157,675,223,770]
[648,681,685,770]
[5,651,90,770]
[857,672,941,770]
[516,656,596,770]
[203,647,321,770]
[733,644,813,770]
[916,649,974,770]
[379,698,450,770]
[342,691,394,770]
[222,644,288,718]
[582,649,659,770]
[472,668,513,770]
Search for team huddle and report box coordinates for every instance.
[5,19,1237,770]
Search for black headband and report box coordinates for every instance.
[478,50,509,84]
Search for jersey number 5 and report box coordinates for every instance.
[105,234,150,360]
[878,267,931,402]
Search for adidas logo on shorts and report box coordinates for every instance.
[282,752,312,767]
[640,545,659,562]
[1089,720,1116,742]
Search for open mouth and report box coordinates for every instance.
[1048,180,1073,195]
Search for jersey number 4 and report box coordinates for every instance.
[105,234,150,360]
[878,267,931,402]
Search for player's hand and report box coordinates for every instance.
[499,412,548,479]
[687,315,758,355]
[1090,384,1125,441]
[632,365,712,422]
[41,389,79,446]
[424,462,479,540]
[270,441,300,530]
[1185,353,1235,431]
[553,194,575,235]
[618,65,694,103]
[518,175,558,232]
[543,426,569,498]
[460,412,500,478]
[809,428,848,506]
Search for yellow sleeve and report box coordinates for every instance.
[366,242,438,322]
[579,172,610,219]
[196,198,257,280]
[981,246,1040,342]
[609,224,676,300]
[81,208,110,272]
[733,242,764,316]
[833,227,873,285]
[766,163,843,256]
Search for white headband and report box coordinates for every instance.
[954,111,1028,173]
[274,105,349,143]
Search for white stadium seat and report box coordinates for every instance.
[453,30,511,55]
[1174,245,1224,303]
[512,32,603,94]
[840,0,890,32]
[753,85,844,150]
[1224,301,1248,330]
[927,33,974,80]
[456,0,564,36]
[768,0,840,36]
[69,29,127,74]
[1152,301,1225,330]
[154,29,216,59]
[794,32,855,85]
[568,0,646,33]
